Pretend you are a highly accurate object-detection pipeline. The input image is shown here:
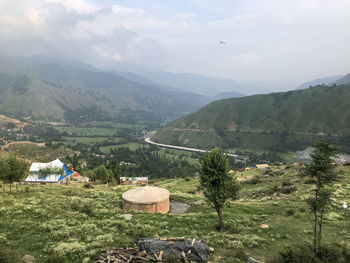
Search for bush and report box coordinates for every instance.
[83,182,94,189]
[282,180,293,187]
[249,176,261,184]
[280,186,297,194]
[286,209,295,216]
[71,199,94,216]
[0,245,22,263]
[271,243,350,263]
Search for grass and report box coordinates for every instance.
[54,126,117,137]
[60,136,122,146]
[1,144,73,162]
[99,142,146,154]
[0,165,349,262]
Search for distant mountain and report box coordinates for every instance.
[0,56,206,122]
[330,73,350,85]
[104,61,292,96]
[153,84,350,153]
[296,75,343,90]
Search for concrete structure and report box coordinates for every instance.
[122,186,170,213]
[25,159,73,184]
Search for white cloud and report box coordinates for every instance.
[46,0,99,14]
[0,0,350,87]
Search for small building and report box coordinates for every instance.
[120,177,148,185]
[253,164,269,169]
[25,159,73,184]
[122,186,170,213]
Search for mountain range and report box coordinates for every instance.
[0,56,246,122]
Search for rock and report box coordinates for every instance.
[120,214,132,220]
[248,256,261,263]
[23,255,35,263]
[170,202,190,214]
[136,238,211,262]
[260,224,269,229]
[272,193,280,201]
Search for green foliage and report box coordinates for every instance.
[200,147,240,230]
[0,244,22,263]
[154,84,350,153]
[87,165,114,184]
[0,155,28,192]
[272,243,350,263]
[39,166,65,178]
[302,141,339,253]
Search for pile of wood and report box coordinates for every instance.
[95,247,149,263]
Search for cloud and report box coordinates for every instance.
[0,0,350,87]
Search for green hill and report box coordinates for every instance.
[0,57,202,123]
[153,84,350,153]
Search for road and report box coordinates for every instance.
[145,137,248,161]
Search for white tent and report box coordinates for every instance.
[25,159,70,183]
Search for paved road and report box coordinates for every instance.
[145,137,248,160]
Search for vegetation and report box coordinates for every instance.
[199,147,240,231]
[302,141,339,253]
[0,155,28,192]
[0,164,349,262]
[0,58,200,122]
[154,84,350,153]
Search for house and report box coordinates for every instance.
[25,159,73,184]
[120,177,148,185]
[252,164,269,169]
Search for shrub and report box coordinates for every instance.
[299,207,307,213]
[280,186,297,194]
[271,243,350,263]
[249,176,261,184]
[282,180,293,187]
[83,182,94,189]
[0,245,22,263]
[71,199,94,216]
[286,209,295,216]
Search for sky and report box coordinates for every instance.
[1,0,350,88]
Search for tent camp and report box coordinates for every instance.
[25,159,73,183]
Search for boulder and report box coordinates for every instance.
[136,238,211,262]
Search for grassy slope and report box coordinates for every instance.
[154,85,350,152]
[0,165,349,262]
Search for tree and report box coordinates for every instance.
[90,165,114,184]
[6,155,28,192]
[302,141,338,253]
[0,158,10,193]
[200,147,240,231]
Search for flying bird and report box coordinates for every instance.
[219,41,226,44]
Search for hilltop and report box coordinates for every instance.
[153,84,350,153]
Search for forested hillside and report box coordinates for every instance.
[154,84,350,153]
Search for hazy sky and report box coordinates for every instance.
[1,0,350,86]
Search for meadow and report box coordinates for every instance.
[1,165,349,262]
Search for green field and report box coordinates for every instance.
[1,165,349,262]
[99,142,146,154]
[60,137,122,146]
[157,148,200,165]
[55,126,117,137]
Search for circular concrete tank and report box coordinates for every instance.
[122,186,170,213]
